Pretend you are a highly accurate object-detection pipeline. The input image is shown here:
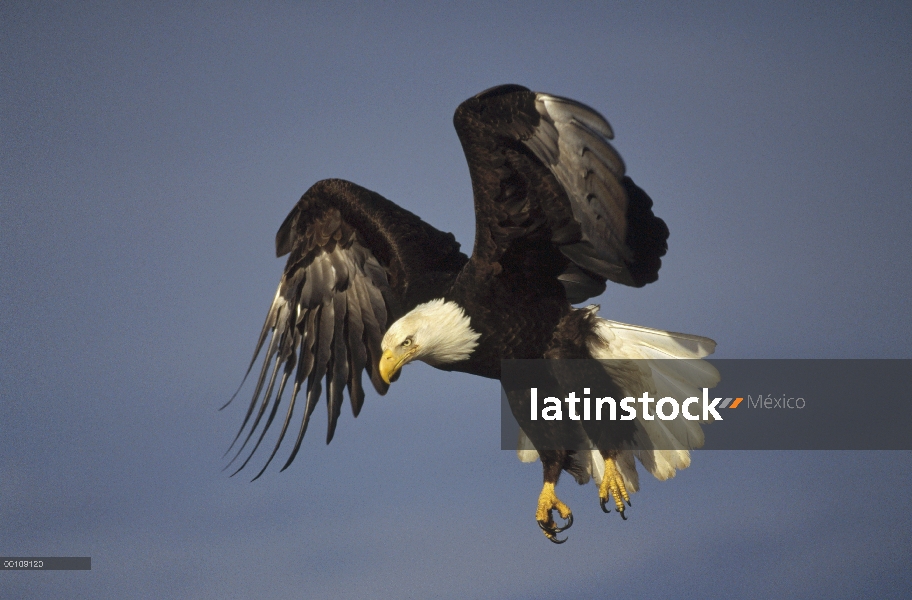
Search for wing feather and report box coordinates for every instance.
[345,288,367,417]
[326,290,348,444]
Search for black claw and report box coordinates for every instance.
[548,534,568,544]
[600,497,611,513]
[619,509,628,521]
[626,499,632,507]
[538,518,570,544]
[553,513,573,533]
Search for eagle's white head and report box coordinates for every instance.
[379,299,481,384]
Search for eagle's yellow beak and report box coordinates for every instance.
[379,347,419,384]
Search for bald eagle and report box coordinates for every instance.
[225,84,717,543]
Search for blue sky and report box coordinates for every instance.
[2,1,910,598]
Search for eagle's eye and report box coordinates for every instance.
[402,337,412,348]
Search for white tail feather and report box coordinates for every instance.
[517,430,539,463]
[586,307,718,485]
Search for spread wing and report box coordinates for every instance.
[453,84,669,302]
[226,179,466,479]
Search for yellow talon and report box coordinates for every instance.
[536,482,571,522]
[536,482,573,543]
[599,457,630,516]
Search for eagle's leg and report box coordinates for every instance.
[536,453,573,544]
[599,454,631,519]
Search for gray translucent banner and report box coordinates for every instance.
[1,557,91,570]
[500,359,912,450]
